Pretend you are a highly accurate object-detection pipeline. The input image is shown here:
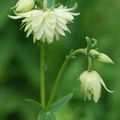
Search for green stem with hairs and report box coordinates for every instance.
[47,48,87,109]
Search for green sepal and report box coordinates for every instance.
[91,38,98,49]
[85,36,98,53]
[49,93,73,112]
[38,111,56,120]
[25,98,44,112]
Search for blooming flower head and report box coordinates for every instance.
[79,70,113,103]
[9,3,79,44]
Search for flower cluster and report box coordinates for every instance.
[9,0,79,44]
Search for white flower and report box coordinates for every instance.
[12,0,35,12]
[9,3,79,44]
[79,70,113,103]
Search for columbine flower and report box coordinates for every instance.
[12,0,35,12]
[79,70,113,103]
[9,3,79,44]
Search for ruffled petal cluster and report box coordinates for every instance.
[9,4,79,44]
[79,70,113,103]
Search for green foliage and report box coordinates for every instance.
[38,111,55,120]
[25,99,44,112]
[49,93,73,112]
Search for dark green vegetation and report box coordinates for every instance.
[0,0,120,120]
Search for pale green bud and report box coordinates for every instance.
[97,53,114,64]
[79,71,113,103]
[14,0,35,12]
[89,49,114,64]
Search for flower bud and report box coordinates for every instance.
[89,49,114,64]
[13,0,35,12]
[97,53,114,64]
[79,70,113,103]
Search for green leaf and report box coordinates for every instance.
[38,111,56,120]
[49,93,73,112]
[25,99,44,112]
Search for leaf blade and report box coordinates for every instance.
[49,93,73,112]
[25,98,44,112]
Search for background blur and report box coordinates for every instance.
[0,0,120,120]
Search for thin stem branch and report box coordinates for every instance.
[40,43,46,109]
[47,48,87,109]
[88,56,93,72]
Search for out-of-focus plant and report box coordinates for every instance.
[8,0,114,120]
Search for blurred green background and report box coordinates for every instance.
[0,0,120,120]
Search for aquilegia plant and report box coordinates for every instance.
[9,0,114,119]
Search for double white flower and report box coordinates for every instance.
[79,70,113,103]
[9,4,79,44]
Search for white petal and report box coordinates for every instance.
[8,15,22,19]
[56,25,65,36]
[97,73,114,93]
[44,22,54,38]
[26,27,32,37]
[41,32,46,43]
[55,31,60,41]
[24,22,32,32]
[35,24,44,40]
[57,17,67,25]
[57,22,70,33]
[32,15,44,31]
[91,73,101,103]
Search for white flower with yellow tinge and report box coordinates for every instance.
[79,70,114,103]
[12,0,35,12]
[9,3,79,44]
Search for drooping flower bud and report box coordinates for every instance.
[97,53,114,64]
[13,0,35,12]
[79,70,113,103]
[89,49,114,64]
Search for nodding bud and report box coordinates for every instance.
[79,71,114,103]
[89,49,114,64]
[13,0,35,12]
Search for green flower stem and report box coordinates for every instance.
[43,0,48,11]
[51,0,55,6]
[53,0,55,6]
[88,56,93,72]
[47,48,87,109]
[40,43,46,109]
